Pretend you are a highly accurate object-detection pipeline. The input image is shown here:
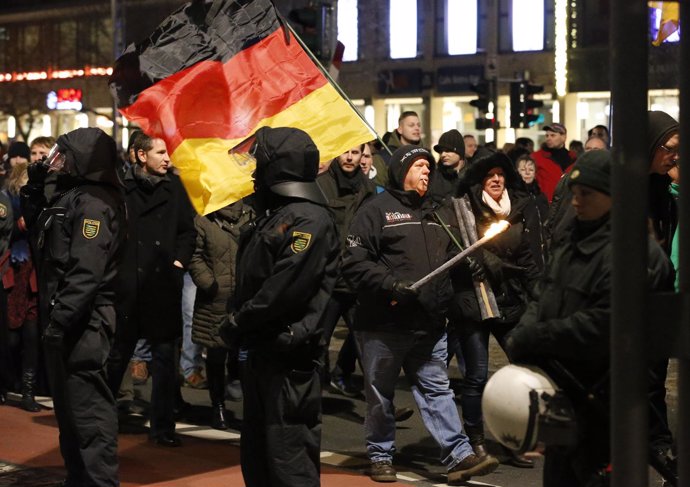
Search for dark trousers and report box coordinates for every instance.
[649,359,673,450]
[320,292,359,380]
[241,352,321,487]
[0,287,11,393]
[107,337,177,438]
[45,345,119,487]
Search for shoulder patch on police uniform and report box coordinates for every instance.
[291,231,312,253]
[82,219,101,239]
[0,204,6,218]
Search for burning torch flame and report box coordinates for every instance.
[483,220,510,240]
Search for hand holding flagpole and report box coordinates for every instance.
[409,220,510,291]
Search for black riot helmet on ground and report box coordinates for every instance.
[251,127,328,206]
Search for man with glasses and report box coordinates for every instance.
[647,109,679,475]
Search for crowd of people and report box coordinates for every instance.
[0,107,681,487]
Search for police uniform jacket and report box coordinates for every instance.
[234,199,339,360]
[116,166,196,343]
[188,201,253,348]
[341,152,453,334]
[21,129,126,369]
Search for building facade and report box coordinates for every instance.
[0,0,680,150]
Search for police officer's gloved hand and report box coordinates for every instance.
[504,327,534,363]
[216,313,240,349]
[27,160,50,187]
[390,280,419,305]
[43,322,65,350]
[466,256,486,281]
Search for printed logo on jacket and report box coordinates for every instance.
[385,212,413,223]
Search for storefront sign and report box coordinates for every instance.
[377,69,424,95]
[46,88,83,110]
[436,65,484,94]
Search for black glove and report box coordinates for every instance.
[504,329,533,363]
[216,313,240,349]
[43,323,65,350]
[27,160,50,186]
[390,280,419,305]
[466,256,486,281]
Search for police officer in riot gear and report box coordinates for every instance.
[220,127,339,487]
[21,128,126,487]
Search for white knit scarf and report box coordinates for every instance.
[482,189,511,217]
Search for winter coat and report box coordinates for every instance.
[317,162,376,293]
[531,146,577,202]
[522,181,549,271]
[342,145,454,333]
[454,153,541,325]
[115,165,196,343]
[189,201,253,348]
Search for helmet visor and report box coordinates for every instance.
[45,144,67,173]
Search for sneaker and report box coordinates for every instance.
[394,406,414,422]
[225,379,243,402]
[370,460,397,482]
[130,360,149,385]
[447,453,499,484]
[184,370,208,389]
[329,376,360,398]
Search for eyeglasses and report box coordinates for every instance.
[659,144,679,157]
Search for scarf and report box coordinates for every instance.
[482,189,511,217]
[133,164,166,191]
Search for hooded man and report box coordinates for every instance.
[20,127,126,487]
[220,126,339,487]
[646,110,679,468]
[342,145,499,484]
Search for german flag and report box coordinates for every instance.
[110,0,374,215]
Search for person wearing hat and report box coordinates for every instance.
[429,129,466,202]
[218,127,339,487]
[530,122,577,202]
[505,150,674,486]
[342,145,499,484]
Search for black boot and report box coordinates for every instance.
[21,370,41,412]
[0,389,6,405]
[208,361,228,430]
[465,424,488,459]
[211,403,229,430]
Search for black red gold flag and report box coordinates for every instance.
[110,0,374,215]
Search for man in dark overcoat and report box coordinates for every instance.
[107,133,196,446]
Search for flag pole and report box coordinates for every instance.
[276,8,392,156]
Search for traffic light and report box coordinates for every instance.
[288,3,335,64]
[509,81,544,128]
[469,81,491,113]
[470,79,499,131]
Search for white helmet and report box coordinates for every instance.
[482,364,577,453]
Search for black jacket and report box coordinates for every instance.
[341,147,453,333]
[21,128,126,370]
[317,162,376,293]
[116,166,196,342]
[508,216,674,389]
[234,200,339,361]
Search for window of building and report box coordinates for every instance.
[499,0,554,52]
[389,0,418,59]
[447,0,478,55]
[512,0,544,51]
[338,0,358,61]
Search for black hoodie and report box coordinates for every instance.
[647,110,679,254]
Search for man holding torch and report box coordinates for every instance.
[342,145,499,484]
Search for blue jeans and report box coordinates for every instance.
[459,319,512,428]
[355,330,473,468]
[180,273,203,377]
